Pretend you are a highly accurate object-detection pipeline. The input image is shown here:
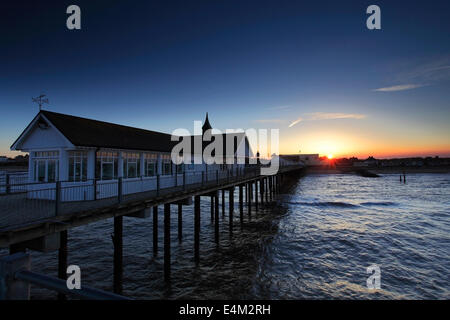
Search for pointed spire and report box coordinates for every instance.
[202,112,212,134]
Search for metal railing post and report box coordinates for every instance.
[118,177,123,203]
[157,174,160,196]
[175,165,178,187]
[93,179,97,201]
[55,181,61,216]
[216,170,219,185]
[5,174,10,194]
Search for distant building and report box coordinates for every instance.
[279,154,322,166]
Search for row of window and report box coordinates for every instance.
[33,150,190,182]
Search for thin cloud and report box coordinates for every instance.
[373,84,425,92]
[306,112,366,120]
[288,117,303,128]
[288,112,366,128]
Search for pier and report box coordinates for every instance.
[0,164,303,299]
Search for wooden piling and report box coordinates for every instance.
[194,195,200,263]
[178,203,182,242]
[221,189,225,217]
[255,180,258,210]
[210,196,214,221]
[153,206,158,256]
[164,203,171,282]
[239,184,243,224]
[113,216,123,294]
[214,191,219,244]
[259,178,264,206]
[229,188,234,233]
[57,230,68,300]
[247,182,252,217]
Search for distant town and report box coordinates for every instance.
[2,153,450,171]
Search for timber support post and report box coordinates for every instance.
[153,206,158,256]
[214,191,219,244]
[229,187,234,233]
[222,189,225,217]
[178,203,182,242]
[194,195,200,264]
[164,203,171,282]
[255,180,258,211]
[57,230,68,300]
[113,216,123,295]
[239,184,243,225]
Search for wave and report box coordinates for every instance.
[287,201,359,208]
[360,201,397,207]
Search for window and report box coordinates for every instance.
[161,154,172,175]
[68,151,88,182]
[33,151,59,182]
[144,153,157,177]
[96,151,118,180]
[123,152,141,179]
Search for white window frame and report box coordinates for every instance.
[33,151,59,182]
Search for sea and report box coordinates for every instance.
[2,173,449,299]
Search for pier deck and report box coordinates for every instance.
[0,165,302,248]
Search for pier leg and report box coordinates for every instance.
[113,216,123,295]
[221,189,225,217]
[269,176,273,201]
[57,230,68,300]
[265,178,269,203]
[153,206,158,256]
[164,203,171,282]
[229,188,234,233]
[194,195,200,264]
[255,181,258,211]
[260,178,264,206]
[215,191,219,244]
[247,183,252,217]
[178,204,182,242]
[210,196,214,221]
[239,185,243,225]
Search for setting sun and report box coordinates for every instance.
[327,154,333,159]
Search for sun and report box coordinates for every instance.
[327,154,334,160]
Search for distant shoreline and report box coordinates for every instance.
[305,165,450,175]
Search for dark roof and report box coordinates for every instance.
[35,110,248,157]
[41,110,177,152]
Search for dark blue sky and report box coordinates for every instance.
[1,0,449,157]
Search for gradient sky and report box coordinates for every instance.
[1,0,449,158]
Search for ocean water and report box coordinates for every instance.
[2,173,449,299]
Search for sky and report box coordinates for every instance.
[0,0,449,159]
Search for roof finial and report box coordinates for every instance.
[202,112,212,134]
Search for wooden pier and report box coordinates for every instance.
[0,165,303,297]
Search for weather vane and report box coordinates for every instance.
[32,94,49,111]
